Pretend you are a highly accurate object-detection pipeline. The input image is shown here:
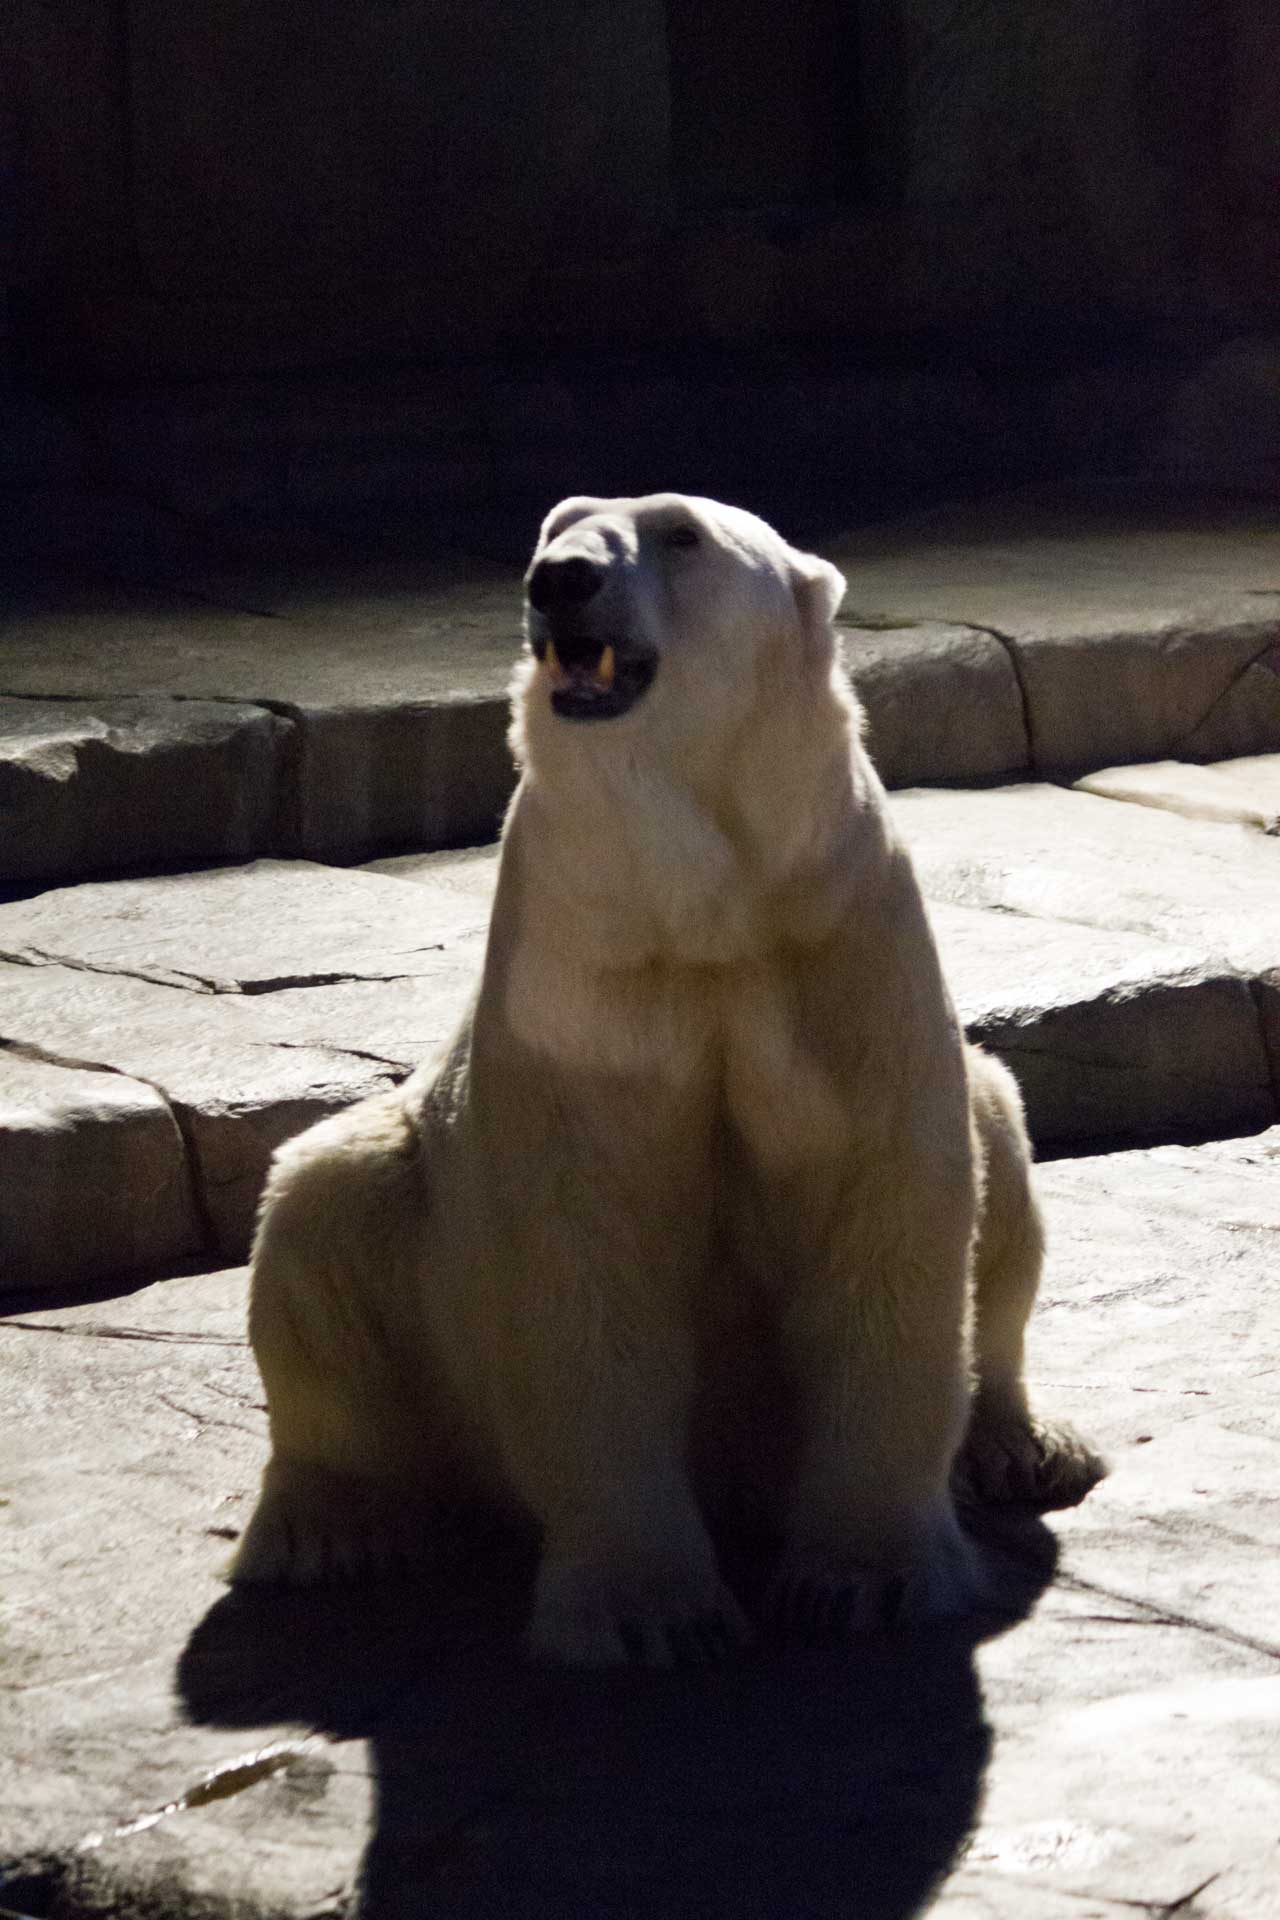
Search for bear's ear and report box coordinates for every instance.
[788,548,847,659]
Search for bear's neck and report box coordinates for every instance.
[502,684,887,972]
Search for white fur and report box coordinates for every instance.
[232,493,1103,1664]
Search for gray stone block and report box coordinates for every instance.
[1012,622,1280,774]
[0,697,290,884]
[930,902,1275,1147]
[892,782,1280,974]
[1074,754,1280,834]
[293,697,514,862]
[0,1050,201,1294]
[841,623,1029,788]
[0,859,486,1264]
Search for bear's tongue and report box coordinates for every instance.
[546,639,615,694]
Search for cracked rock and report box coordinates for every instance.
[0,696,291,887]
[0,861,485,1277]
[0,857,488,994]
[839,624,1029,787]
[930,903,1274,1145]
[0,564,524,864]
[1075,754,1280,833]
[0,1050,202,1292]
[1012,622,1280,775]
[894,782,1280,975]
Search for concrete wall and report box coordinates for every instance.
[6,3,1279,514]
[9,0,1278,383]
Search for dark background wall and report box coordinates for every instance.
[5,1,1279,524]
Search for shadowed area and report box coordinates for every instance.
[177,1514,1057,1917]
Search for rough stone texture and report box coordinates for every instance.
[0,562,523,865]
[829,495,1280,774]
[0,696,290,884]
[0,1050,200,1292]
[839,624,1029,788]
[1075,755,1280,834]
[4,1130,1280,1916]
[0,857,487,992]
[0,862,486,1277]
[930,903,1273,1148]
[894,782,1280,975]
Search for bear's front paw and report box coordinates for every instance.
[769,1511,987,1642]
[955,1415,1107,1513]
[527,1551,752,1669]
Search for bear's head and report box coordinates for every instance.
[513,493,848,784]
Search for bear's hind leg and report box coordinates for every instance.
[957,1051,1106,1513]
[230,1093,465,1586]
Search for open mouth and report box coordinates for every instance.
[537,636,658,721]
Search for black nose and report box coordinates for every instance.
[527,553,604,615]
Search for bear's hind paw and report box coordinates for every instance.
[955,1415,1107,1514]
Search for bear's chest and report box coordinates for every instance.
[505,945,850,1177]
[719,961,850,1177]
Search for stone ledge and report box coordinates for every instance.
[1074,754,1280,833]
[4,491,1280,882]
[2,814,1277,1295]
[0,1048,202,1291]
[0,695,292,886]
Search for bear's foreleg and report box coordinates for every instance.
[769,1175,986,1636]
[481,1228,750,1667]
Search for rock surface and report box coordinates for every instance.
[6,783,1280,1294]
[3,1128,1279,1917]
[0,1049,201,1292]
[0,696,291,885]
[0,863,485,1283]
[930,903,1273,1147]
[839,623,1029,788]
[894,781,1280,974]
[829,495,1280,772]
[0,563,522,865]
[4,492,1280,873]
[1075,754,1280,833]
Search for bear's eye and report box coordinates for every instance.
[662,524,700,550]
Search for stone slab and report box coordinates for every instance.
[4,491,1280,870]
[828,494,1280,773]
[839,624,1029,788]
[0,862,486,1280]
[929,903,1274,1147]
[0,696,290,885]
[1075,753,1280,834]
[0,1049,201,1293]
[893,781,1280,975]
[4,1130,1280,1916]
[0,564,523,864]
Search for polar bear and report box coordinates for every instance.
[230,493,1103,1665]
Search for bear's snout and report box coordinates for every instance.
[527,553,605,616]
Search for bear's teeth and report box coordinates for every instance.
[545,639,566,685]
[596,645,616,688]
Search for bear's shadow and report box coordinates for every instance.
[177,1512,1057,1918]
